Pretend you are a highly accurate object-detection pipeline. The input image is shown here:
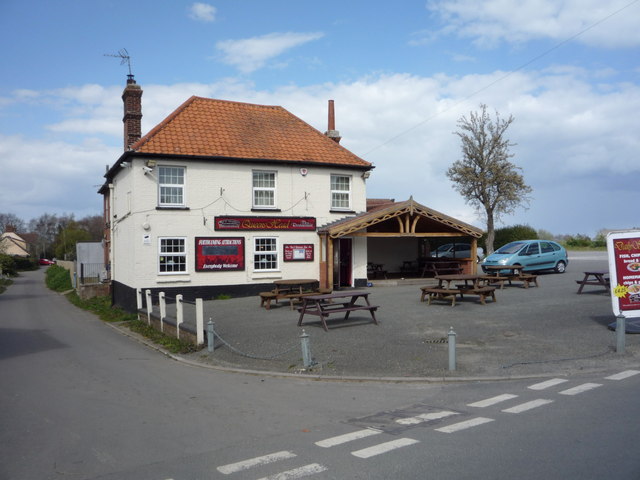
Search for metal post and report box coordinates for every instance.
[300,329,312,368]
[448,326,457,371]
[207,319,215,353]
[616,314,626,354]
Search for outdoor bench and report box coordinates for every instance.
[420,287,460,306]
[456,286,497,305]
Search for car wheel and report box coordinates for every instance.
[554,261,566,273]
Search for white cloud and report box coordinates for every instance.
[188,3,216,22]
[426,0,640,48]
[2,65,639,234]
[216,32,324,73]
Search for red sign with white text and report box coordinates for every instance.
[607,231,640,317]
[195,237,245,271]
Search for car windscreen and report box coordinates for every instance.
[495,242,526,254]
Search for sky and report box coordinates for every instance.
[1,0,639,237]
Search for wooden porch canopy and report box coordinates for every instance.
[318,197,483,239]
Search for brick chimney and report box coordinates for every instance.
[122,74,142,151]
[325,99,341,144]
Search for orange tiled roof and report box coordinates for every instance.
[131,96,371,168]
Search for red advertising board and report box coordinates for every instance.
[214,216,316,231]
[195,237,245,271]
[283,244,314,262]
[607,231,640,317]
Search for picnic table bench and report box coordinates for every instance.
[297,290,379,331]
[576,270,610,293]
[421,260,463,277]
[259,279,330,310]
[421,274,497,306]
[482,265,538,289]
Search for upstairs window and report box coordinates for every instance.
[331,174,351,210]
[158,166,185,207]
[253,171,276,208]
[254,237,278,271]
[159,237,187,274]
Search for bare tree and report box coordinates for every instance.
[0,213,26,233]
[447,104,532,254]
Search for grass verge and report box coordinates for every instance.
[65,291,199,354]
[0,278,13,294]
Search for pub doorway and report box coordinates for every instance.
[333,238,352,288]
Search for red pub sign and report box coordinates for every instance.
[195,237,245,271]
[607,230,640,317]
[214,216,316,231]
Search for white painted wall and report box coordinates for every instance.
[110,157,368,289]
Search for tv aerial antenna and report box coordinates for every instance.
[104,48,133,76]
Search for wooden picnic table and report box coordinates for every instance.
[273,279,318,294]
[297,290,379,331]
[421,274,496,305]
[421,260,463,277]
[576,270,610,294]
[259,279,323,310]
[481,265,538,289]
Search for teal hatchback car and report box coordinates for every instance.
[481,240,568,273]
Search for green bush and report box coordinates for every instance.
[0,278,13,294]
[491,224,538,250]
[565,234,592,248]
[45,264,72,292]
[13,257,38,271]
[0,254,17,276]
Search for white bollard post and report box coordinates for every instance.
[136,288,143,310]
[176,294,183,339]
[196,298,204,346]
[159,292,166,332]
[145,289,152,325]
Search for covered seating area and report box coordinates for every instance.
[318,197,484,288]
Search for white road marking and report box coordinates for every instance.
[468,394,518,408]
[217,451,296,474]
[435,417,494,433]
[395,410,459,425]
[315,428,382,447]
[502,399,554,413]
[351,438,420,458]
[606,370,640,380]
[256,463,327,480]
[559,383,602,396]
[528,378,569,390]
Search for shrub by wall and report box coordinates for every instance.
[45,264,72,292]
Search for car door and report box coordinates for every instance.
[539,241,561,269]
[519,241,541,271]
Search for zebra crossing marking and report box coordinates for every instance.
[217,451,296,474]
[395,410,459,425]
[468,394,518,408]
[435,417,494,433]
[605,370,640,381]
[315,428,382,448]
[255,463,327,480]
[528,378,568,390]
[502,399,554,414]
[351,438,420,459]
[559,383,602,396]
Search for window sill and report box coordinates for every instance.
[330,209,356,214]
[251,208,281,212]
[156,206,190,211]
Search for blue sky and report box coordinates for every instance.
[1,0,639,236]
